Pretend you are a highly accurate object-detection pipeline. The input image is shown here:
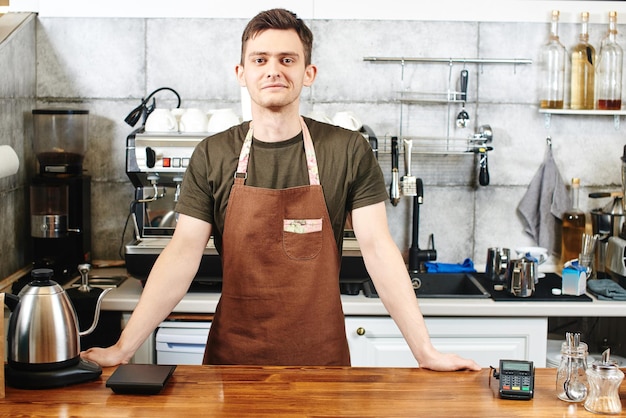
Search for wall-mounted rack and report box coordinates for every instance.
[375,134,492,156]
[364,56,531,187]
[363,55,532,149]
[363,57,533,65]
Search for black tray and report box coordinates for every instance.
[481,273,592,302]
[106,364,176,395]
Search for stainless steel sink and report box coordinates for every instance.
[363,273,491,299]
[70,275,127,288]
[409,273,491,298]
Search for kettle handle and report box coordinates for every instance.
[4,293,19,311]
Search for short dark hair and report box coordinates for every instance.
[240,8,314,66]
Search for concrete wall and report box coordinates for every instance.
[0,13,35,279]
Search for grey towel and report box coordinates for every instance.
[517,146,570,256]
[587,279,626,301]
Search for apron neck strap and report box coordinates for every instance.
[234,117,320,186]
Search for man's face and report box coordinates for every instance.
[237,29,316,112]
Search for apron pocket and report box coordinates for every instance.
[283,219,323,260]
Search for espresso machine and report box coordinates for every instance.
[124,127,223,289]
[29,109,91,284]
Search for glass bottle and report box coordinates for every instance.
[596,11,623,110]
[561,178,586,267]
[539,10,567,109]
[584,349,624,414]
[556,336,589,402]
[570,12,596,110]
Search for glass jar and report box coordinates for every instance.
[584,352,624,414]
[556,340,589,402]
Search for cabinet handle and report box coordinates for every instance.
[356,327,366,336]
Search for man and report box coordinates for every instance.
[82,8,480,371]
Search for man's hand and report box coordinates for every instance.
[80,344,130,368]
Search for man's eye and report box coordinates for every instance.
[282,58,294,64]
[254,58,265,64]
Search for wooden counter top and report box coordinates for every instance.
[1,366,624,417]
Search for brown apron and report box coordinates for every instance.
[203,117,350,366]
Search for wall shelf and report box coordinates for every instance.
[539,108,626,130]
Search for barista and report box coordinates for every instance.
[82,8,480,371]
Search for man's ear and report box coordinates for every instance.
[236,64,246,87]
[303,64,317,87]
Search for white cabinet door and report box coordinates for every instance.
[345,317,547,368]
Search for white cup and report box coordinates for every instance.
[307,110,332,124]
[179,108,209,133]
[145,108,177,132]
[207,108,241,133]
[332,111,362,131]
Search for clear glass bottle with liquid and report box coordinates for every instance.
[596,11,623,110]
[539,10,567,109]
[561,178,586,267]
[570,12,596,110]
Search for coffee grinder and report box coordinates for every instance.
[30,109,91,283]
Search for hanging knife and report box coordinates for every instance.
[390,136,401,206]
[402,138,417,196]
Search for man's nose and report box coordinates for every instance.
[266,60,281,77]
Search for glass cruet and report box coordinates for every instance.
[584,348,624,415]
[556,332,589,402]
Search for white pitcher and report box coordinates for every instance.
[207,108,241,133]
[332,111,362,131]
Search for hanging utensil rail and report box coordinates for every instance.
[363,57,532,65]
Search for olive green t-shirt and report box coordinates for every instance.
[175,117,388,252]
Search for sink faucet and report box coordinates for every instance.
[408,179,437,273]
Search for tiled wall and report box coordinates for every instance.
[3,13,626,275]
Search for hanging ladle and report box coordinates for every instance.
[456,69,469,128]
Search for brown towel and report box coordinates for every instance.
[517,146,570,256]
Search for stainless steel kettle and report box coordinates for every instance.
[4,268,110,369]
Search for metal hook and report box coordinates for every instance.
[546,136,552,149]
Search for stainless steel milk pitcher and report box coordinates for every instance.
[486,247,510,281]
[506,256,536,297]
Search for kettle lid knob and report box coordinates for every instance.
[30,268,55,285]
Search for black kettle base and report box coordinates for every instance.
[6,358,102,389]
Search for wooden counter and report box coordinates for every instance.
[0,366,624,417]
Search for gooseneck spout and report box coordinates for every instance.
[78,287,113,337]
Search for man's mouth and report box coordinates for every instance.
[263,83,286,90]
